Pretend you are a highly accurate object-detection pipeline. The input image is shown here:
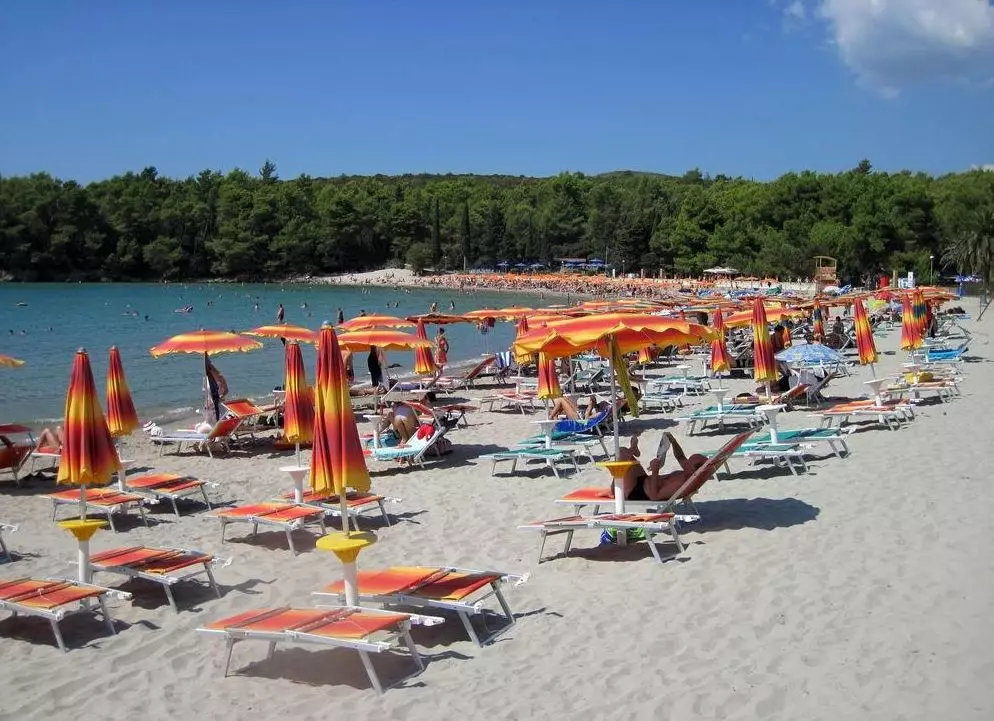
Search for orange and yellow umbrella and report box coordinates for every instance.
[751,299,778,386]
[0,353,25,368]
[513,316,533,366]
[536,352,562,400]
[106,346,139,438]
[725,306,805,328]
[282,341,314,469]
[900,294,923,351]
[412,320,438,376]
[59,349,122,518]
[710,309,731,376]
[406,313,467,325]
[852,298,878,368]
[337,329,432,352]
[812,298,826,340]
[311,324,371,508]
[338,314,415,332]
[246,324,319,344]
[913,288,928,334]
[150,329,262,357]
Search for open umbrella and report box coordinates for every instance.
[536,352,561,400]
[775,342,845,365]
[58,349,122,582]
[725,306,805,328]
[338,314,414,332]
[0,353,25,368]
[412,320,437,376]
[149,330,263,357]
[283,341,314,473]
[751,299,778,396]
[245,324,319,344]
[900,294,923,352]
[337,329,432,352]
[710,309,731,386]
[406,313,467,326]
[106,346,139,438]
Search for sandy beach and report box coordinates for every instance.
[1,314,992,721]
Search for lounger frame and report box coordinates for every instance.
[214,505,327,555]
[91,546,226,612]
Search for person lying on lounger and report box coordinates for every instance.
[609,432,708,501]
[34,426,64,451]
[547,394,609,421]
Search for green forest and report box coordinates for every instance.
[1,160,993,285]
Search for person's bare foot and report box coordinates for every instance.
[628,433,641,457]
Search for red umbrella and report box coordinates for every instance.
[536,352,562,400]
[710,309,731,385]
[105,346,140,438]
[852,298,879,371]
[751,300,778,393]
[283,341,314,471]
[412,320,437,376]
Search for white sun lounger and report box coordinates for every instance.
[816,402,914,431]
[198,606,443,693]
[519,513,684,564]
[481,448,579,478]
[313,566,527,646]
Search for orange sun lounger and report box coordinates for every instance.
[313,566,526,646]
[45,488,149,532]
[0,577,131,652]
[90,546,225,612]
[125,472,215,517]
[277,490,396,531]
[198,606,443,693]
[212,503,326,555]
[817,400,914,431]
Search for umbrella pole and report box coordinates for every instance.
[79,486,86,522]
[609,338,620,460]
[340,495,350,537]
[295,442,301,469]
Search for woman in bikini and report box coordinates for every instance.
[610,432,709,502]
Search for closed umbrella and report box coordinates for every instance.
[900,294,923,352]
[536,353,562,400]
[412,320,437,376]
[812,299,826,340]
[751,299,778,396]
[710,309,731,387]
[283,341,314,474]
[852,298,879,370]
[106,346,139,438]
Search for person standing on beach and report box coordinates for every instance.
[276,303,285,323]
[435,327,449,371]
[367,346,384,389]
[337,308,345,324]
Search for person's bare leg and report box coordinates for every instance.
[548,398,568,419]
[37,428,59,449]
[392,416,412,443]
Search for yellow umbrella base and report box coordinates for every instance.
[316,530,377,563]
[57,518,107,541]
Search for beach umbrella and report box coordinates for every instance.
[781,324,792,347]
[105,346,139,438]
[900,294,923,351]
[149,329,263,357]
[751,299,778,395]
[852,297,879,372]
[0,353,25,368]
[513,316,533,366]
[725,306,805,328]
[412,320,438,376]
[338,314,414,332]
[245,324,319,344]
[536,352,562,400]
[812,299,826,340]
[337,329,432,352]
[710,309,731,386]
[913,288,928,334]
[58,349,122,582]
[775,342,845,365]
[283,341,314,474]
[406,313,467,326]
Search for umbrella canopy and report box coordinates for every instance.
[58,349,122,490]
[245,324,319,344]
[513,316,533,366]
[913,288,928,333]
[725,306,805,328]
[149,330,262,357]
[105,346,139,438]
[536,352,562,400]
[900,294,923,351]
[412,320,438,376]
[852,298,878,366]
[337,329,432,352]
[310,324,371,497]
[282,341,314,447]
[812,299,826,339]
[775,343,845,365]
[710,309,731,375]
[406,313,467,325]
[338,314,415,332]
[0,353,25,368]
[751,300,778,384]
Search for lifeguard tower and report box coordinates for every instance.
[813,256,837,293]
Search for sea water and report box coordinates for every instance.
[0,282,539,425]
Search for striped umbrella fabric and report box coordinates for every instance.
[852,298,878,366]
[406,313,467,325]
[751,299,778,385]
[59,350,122,518]
[913,288,928,334]
[900,294,923,351]
[337,329,432,352]
[246,324,319,344]
[610,341,640,419]
[710,309,731,375]
[338,314,414,332]
[282,341,314,451]
[513,316,533,366]
[106,346,139,438]
[725,306,805,328]
[812,299,826,340]
[0,353,25,368]
[150,330,262,357]
[412,320,437,376]
[310,324,370,500]
[536,352,562,400]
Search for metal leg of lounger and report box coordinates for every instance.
[205,563,222,598]
[105,509,117,533]
[537,531,549,563]
[50,619,68,652]
[267,640,277,660]
[457,610,481,646]
[251,521,259,537]
[285,527,298,556]
[0,535,8,562]
[98,595,116,635]
[201,486,212,511]
[377,499,391,526]
[137,502,149,528]
[162,582,178,613]
[358,650,384,695]
[570,455,580,474]
[402,629,424,672]
[549,459,560,479]
[668,522,684,554]
[223,638,236,676]
[645,532,664,563]
[563,529,575,556]
[171,497,180,518]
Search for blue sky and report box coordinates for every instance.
[1,0,991,181]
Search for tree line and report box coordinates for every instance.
[1,160,992,285]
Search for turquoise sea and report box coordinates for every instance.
[0,283,539,425]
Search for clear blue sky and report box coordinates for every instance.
[1,0,991,182]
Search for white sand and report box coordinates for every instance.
[2,315,993,721]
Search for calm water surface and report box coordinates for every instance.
[0,283,539,425]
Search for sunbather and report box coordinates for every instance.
[35,426,64,451]
[377,402,419,442]
[548,394,608,421]
[611,432,708,501]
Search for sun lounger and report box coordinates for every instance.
[0,577,131,652]
[480,391,538,414]
[150,416,244,457]
[222,398,278,439]
[516,433,608,462]
[365,428,446,468]
[817,401,914,431]
[678,406,765,435]
[745,427,850,458]
[212,502,327,555]
[278,490,397,531]
[90,545,225,612]
[913,343,968,363]
[481,448,579,478]
[28,446,61,475]
[435,356,495,391]
[125,472,216,517]
[198,606,442,693]
[639,390,685,413]
[708,443,809,477]
[45,487,149,532]
[519,513,684,564]
[313,566,526,646]
[885,379,960,404]
[0,523,16,562]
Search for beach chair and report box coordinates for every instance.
[198,606,442,693]
[0,443,33,486]
[816,401,914,431]
[572,367,604,392]
[677,406,765,435]
[885,378,960,404]
[313,566,526,646]
[639,389,685,413]
[222,398,277,439]
[150,416,244,457]
[519,513,684,564]
[365,427,447,468]
[435,356,495,391]
[124,472,216,517]
[914,343,968,364]
[744,427,850,459]
[481,447,580,478]
[277,489,398,531]
[492,351,516,385]
[0,577,131,652]
[212,502,327,555]
[479,391,538,414]
[45,487,149,532]
[90,545,225,612]
[0,522,16,562]
[707,443,809,477]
